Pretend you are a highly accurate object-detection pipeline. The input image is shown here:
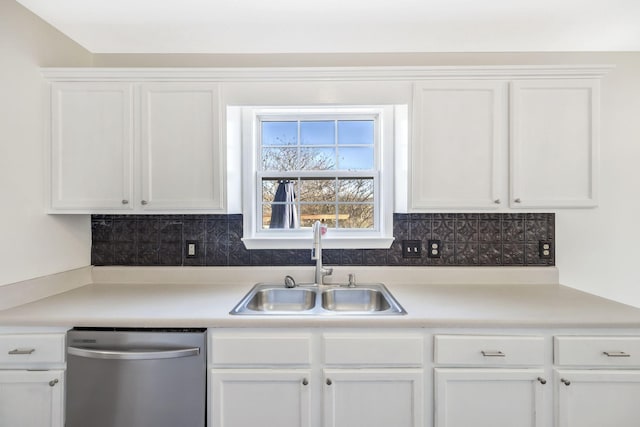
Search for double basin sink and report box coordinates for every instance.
[230,282,406,316]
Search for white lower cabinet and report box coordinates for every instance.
[433,335,548,427]
[0,370,64,427]
[554,335,640,427]
[206,329,640,427]
[555,369,640,427]
[324,369,423,427]
[434,368,546,427]
[0,332,66,427]
[209,369,312,427]
[208,329,424,427]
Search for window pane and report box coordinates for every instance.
[338,204,374,229]
[338,147,374,170]
[262,147,298,171]
[338,178,374,202]
[299,147,336,170]
[300,179,335,203]
[262,121,297,146]
[263,179,298,202]
[338,120,374,145]
[300,204,336,228]
[262,179,278,202]
[300,121,335,146]
[262,180,299,229]
[261,204,272,229]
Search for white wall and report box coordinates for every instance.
[556,55,640,307]
[0,0,92,286]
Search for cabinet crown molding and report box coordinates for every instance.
[41,65,614,82]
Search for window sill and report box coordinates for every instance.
[242,236,395,250]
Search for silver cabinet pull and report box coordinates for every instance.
[603,351,631,357]
[514,198,522,203]
[121,199,129,205]
[141,200,148,205]
[494,199,501,204]
[302,378,308,386]
[8,348,35,355]
[561,378,571,386]
[49,379,59,387]
[537,377,547,385]
[326,378,332,386]
[481,350,505,357]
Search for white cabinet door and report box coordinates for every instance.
[510,79,600,208]
[140,83,225,211]
[210,369,312,427]
[411,81,507,209]
[323,369,424,427]
[0,370,64,427]
[434,368,547,427]
[556,369,640,427]
[50,82,133,211]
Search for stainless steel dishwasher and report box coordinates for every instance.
[66,327,207,427]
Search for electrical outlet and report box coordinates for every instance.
[538,240,552,259]
[402,240,422,258]
[186,240,198,258]
[427,240,441,258]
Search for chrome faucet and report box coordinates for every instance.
[311,220,333,285]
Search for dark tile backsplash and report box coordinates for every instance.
[91,213,554,267]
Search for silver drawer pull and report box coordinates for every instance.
[481,350,505,357]
[49,379,59,387]
[8,348,35,355]
[603,351,631,358]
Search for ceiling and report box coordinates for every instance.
[15,0,640,54]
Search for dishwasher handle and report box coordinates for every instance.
[68,346,200,361]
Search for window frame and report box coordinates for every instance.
[241,106,395,250]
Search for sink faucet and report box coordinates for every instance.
[311,220,333,285]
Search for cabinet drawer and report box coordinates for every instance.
[434,335,545,366]
[323,333,423,366]
[0,333,66,367]
[555,336,640,366]
[210,333,311,366]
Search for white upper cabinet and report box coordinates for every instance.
[48,79,225,213]
[45,66,607,214]
[139,84,224,211]
[50,82,133,211]
[411,73,603,210]
[411,80,506,209]
[510,79,600,208]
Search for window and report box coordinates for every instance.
[241,107,395,249]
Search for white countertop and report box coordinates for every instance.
[2,276,640,329]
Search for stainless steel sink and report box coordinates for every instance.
[230,282,406,316]
[246,288,316,312]
[321,288,391,312]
